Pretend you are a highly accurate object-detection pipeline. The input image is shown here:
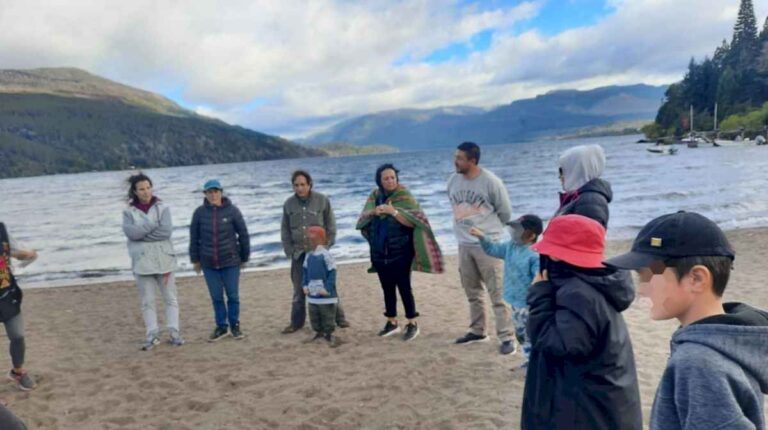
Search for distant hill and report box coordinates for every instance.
[0,68,323,178]
[304,84,667,150]
[316,142,398,156]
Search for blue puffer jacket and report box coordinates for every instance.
[189,197,250,269]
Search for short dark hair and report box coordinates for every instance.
[127,172,152,203]
[457,141,480,164]
[291,170,313,187]
[668,256,733,297]
[375,163,400,190]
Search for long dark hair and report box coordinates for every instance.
[127,173,153,204]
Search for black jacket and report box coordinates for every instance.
[367,215,414,265]
[189,197,250,269]
[522,265,642,430]
[555,178,613,228]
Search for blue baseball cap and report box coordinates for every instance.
[203,179,222,191]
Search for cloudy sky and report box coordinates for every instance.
[1,0,766,137]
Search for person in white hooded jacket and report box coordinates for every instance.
[555,144,613,228]
[122,173,183,350]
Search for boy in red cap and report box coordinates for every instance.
[521,214,642,430]
[302,226,342,347]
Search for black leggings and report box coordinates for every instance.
[374,257,418,320]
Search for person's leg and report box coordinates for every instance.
[474,248,512,342]
[334,297,348,327]
[289,254,307,329]
[394,257,418,321]
[321,304,337,336]
[308,303,322,334]
[4,314,24,370]
[374,261,398,321]
[513,306,531,361]
[458,245,486,336]
[135,274,159,339]
[4,314,34,390]
[158,273,181,340]
[221,265,241,328]
[202,268,227,328]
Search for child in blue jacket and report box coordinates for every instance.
[470,214,542,363]
[302,226,341,347]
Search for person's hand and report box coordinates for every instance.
[468,227,484,238]
[193,262,202,275]
[302,287,309,295]
[385,202,398,216]
[374,205,384,216]
[532,270,548,284]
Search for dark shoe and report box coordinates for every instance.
[378,321,401,337]
[337,320,351,329]
[281,325,302,334]
[402,323,420,342]
[7,370,36,391]
[500,340,517,355]
[208,326,229,342]
[325,333,341,348]
[454,332,489,345]
[231,325,245,340]
[303,333,324,344]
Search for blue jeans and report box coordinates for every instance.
[203,266,241,328]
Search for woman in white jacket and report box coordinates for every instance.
[122,173,183,350]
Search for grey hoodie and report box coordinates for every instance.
[559,144,606,192]
[650,303,768,430]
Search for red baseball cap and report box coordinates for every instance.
[531,215,606,268]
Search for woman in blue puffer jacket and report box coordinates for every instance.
[189,179,250,342]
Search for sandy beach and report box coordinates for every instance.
[2,228,767,429]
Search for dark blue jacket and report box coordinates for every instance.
[522,264,642,430]
[189,197,250,269]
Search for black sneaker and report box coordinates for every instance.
[208,326,229,342]
[231,325,245,340]
[402,323,420,341]
[324,333,341,348]
[500,340,517,355]
[454,332,489,345]
[378,321,401,337]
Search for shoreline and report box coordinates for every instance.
[18,226,768,291]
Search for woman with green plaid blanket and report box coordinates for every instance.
[356,164,443,341]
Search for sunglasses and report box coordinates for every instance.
[558,167,563,178]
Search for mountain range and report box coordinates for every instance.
[304,84,667,149]
[0,68,322,178]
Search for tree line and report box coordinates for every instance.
[644,0,768,138]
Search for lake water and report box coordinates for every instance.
[2,135,768,288]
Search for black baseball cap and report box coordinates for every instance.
[507,214,544,236]
[605,211,735,270]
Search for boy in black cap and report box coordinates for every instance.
[606,211,768,430]
[469,214,542,360]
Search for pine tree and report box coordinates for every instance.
[730,0,759,68]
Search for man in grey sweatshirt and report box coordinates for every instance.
[447,142,515,354]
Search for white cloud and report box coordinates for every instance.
[0,0,766,137]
